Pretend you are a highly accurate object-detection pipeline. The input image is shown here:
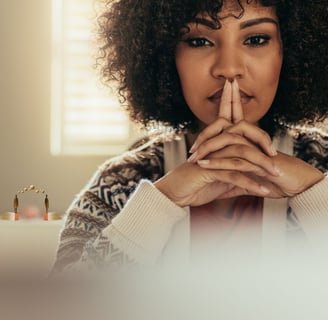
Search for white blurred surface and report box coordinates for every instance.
[0,220,63,276]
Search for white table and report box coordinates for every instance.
[0,219,64,276]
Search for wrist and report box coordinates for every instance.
[154,178,185,207]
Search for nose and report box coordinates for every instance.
[210,46,244,81]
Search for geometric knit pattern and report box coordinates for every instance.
[51,134,165,272]
[294,132,328,174]
[286,131,328,246]
[287,131,328,239]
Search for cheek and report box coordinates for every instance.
[245,55,282,123]
[269,64,281,87]
[176,59,202,105]
[265,53,282,87]
[258,55,282,103]
[176,62,214,125]
[176,60,189,95]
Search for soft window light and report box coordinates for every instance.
[51,0,136,155]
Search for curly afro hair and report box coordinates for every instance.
[97,0,328,136]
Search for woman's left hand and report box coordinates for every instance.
[189,79,324,199]
[197,149,324,199]
[253,151,324,198]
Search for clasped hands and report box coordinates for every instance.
[155,79,324,208]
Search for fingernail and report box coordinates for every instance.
[270,144,277,156]
[233,78,239,89]
[273,166,284,177]
[187,151,198,162]
[197,159,210,166]
[189,143,197,154]
[260,185,270,194]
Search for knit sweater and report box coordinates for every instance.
[51,132,328,272]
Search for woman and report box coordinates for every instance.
[52,0,328,272]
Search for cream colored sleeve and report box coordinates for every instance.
[289,175,328,246]
[98,179,188,265]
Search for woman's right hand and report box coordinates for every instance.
[154,160,273,207]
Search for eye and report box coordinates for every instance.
[244,34,271,47]
[183,37,213,48]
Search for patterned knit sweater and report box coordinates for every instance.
[51,132,328,273]
[52,135,166,272]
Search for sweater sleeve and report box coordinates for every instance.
[50,136,186,273]
[79,180,188,268]
[289,175,328,246]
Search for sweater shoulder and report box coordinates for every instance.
[70,134,168,217]
[99,133,166,186]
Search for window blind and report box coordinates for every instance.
[51,0,135,155]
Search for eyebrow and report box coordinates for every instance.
[189,17,278,30]
[240,17,278,29]
[189,17,219,29]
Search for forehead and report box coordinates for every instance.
[218,1,276,19]
[192,0,277,26]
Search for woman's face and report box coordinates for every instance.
[175,1,283,127]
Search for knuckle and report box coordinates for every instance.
[238,119,247,126]
[263,130,271,141]
[234,144,247,157]
[231,158,244,169]
[268,157,276,167]
[230,133,242,143]
[222,132,238,145]
[259,129,271,143]
[257,169,267,177]
[228,170,241,181]
[197,140,208,154]
[207,153,216,160]
[197,131,206,142]
[233,119,247,130]
[217,118,231,129]
[220,118,230,126]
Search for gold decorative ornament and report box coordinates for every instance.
[1,185,62,221]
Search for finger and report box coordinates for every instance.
[212,144,283,177]
[206,169,270,196]
[197,157,268,177]
[189,118,231,153]
[217,186,257,199]
[226,120,277,156]
[188,131,253,163]
[191,120,277,157]
[191,143,282,177]
[231,79,244,123]
[218,80,232,121]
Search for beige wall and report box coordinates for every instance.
[0,0,110,215]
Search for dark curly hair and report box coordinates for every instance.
[97,0,328,136]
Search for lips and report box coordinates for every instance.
[209,89,224,101]
[208,88,253,105]
[239,91,253,104]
